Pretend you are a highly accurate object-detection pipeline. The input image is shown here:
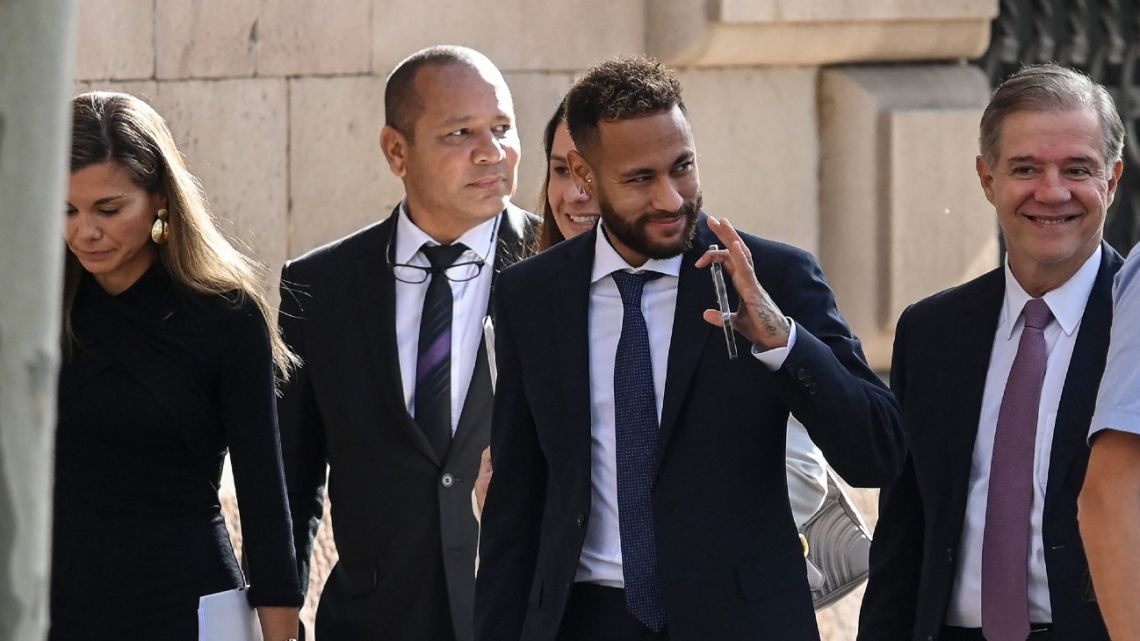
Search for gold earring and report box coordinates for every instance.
[151,208,169,245]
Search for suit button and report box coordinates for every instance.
[441,473,455,488]
[576,513,585,528]
[946,547,954,563]
[796,368,809,381]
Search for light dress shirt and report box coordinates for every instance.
[945,247,1102,627]
[394,201,498,435]
[575,225,795,586]
[1090,242,1140,439]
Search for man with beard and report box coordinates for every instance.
[473,56,905,641]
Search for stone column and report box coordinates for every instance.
[0,1,78,639]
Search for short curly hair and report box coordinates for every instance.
[564,55,686,156]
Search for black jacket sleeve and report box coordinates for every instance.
[276,261,329,595]
[473,271,547,641]
[857,306,924,640]
[219,299,303,607]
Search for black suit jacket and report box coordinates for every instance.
[278,205,539,641]
[858,243,1121,641]
[474,216,905,641]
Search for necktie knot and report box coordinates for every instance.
[415,242,467,461]
[1022,298,1053,331]
[420,243,469,274]
[611,267,667,631]
[611,270,663,308]
[982,294,1052,641]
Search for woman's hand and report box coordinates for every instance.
[256,605,300,641]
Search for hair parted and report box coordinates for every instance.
[385,45,498,140]
[980,63,1125,167]
[537,100,568,251]
[564,55,685,155]
[67,91,299,383]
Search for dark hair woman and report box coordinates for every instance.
[535,101,601,251]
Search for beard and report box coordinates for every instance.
[599,191,702,260]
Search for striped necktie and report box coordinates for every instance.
[414,243,468,460]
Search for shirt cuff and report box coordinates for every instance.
[750,320,797,371]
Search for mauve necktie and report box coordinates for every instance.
[981,297,1053,641]
[415,243,468,460]
[611,270,667,632]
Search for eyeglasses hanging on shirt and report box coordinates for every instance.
[385,209,501,284]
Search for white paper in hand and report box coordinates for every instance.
[197,588,263,641]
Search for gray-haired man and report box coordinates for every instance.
[859,63,1123,641]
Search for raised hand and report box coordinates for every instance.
[694,216,791,350]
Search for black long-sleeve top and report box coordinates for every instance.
[51,265,301,640]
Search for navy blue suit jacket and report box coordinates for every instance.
[858,243,1121,641]
[475,215,905,641]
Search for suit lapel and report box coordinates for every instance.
[452,339,491,458]
[1045,245,1122,502]
[486,204,535,320]
[945,269,1005,500]
[554,229,597,477]
[356,207,441,465]
[452,206,536,456]
[658,223,715,462]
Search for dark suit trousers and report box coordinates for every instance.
[557,584,668,641]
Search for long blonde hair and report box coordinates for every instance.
[65,91,299,381]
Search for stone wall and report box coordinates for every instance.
[71,1,1004,639]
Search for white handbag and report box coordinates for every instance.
[802,472,873,610]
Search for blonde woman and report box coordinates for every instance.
[52,91,300,641]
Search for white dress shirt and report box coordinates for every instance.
[945,247,1102,627]
[394,202,498,435]
[575,226,795,586]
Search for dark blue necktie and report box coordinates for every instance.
[611,270,666,632]
[415,242,468,460]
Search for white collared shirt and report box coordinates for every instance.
[945,247,1102,627]
[394,202,498,435]
[575,226,795,585]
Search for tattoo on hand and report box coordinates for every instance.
[751,300,787,337]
